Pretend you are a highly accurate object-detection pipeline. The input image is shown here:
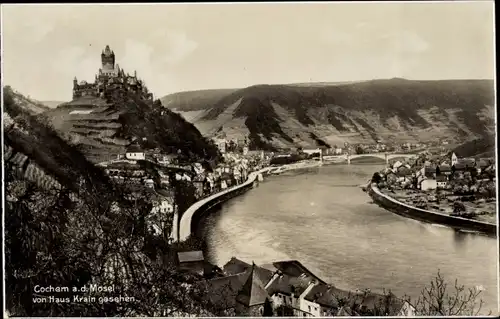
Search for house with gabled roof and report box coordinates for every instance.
[177,251,207,276]
[436,175,449,189]
[302,283,415,317]
[438,164,452,175]
[125,144,145,161]
[264,272,313,314]
[396,166,412,183]
[234,263,274,316]
[204,260,274,315]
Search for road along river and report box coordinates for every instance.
[197,164,498,314]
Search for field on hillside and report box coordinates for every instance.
[161,79,495,150]
[45,101,130,163]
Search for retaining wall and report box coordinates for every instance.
[178,168,270,242]
[368,183,497,237]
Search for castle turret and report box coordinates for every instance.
[73,76,78,87]
[101,45,115,72]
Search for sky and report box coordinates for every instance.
[1,1,495,101]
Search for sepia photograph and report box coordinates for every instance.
[1,1,498,317]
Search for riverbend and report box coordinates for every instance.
[198,164,498,314]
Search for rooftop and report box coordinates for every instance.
[439,164,451,172]
[205,263,272,310]
[268,260,326,284]
[265,273,312,296]
[235,264,270,307]
[177,251,204,263]
[304,284,353,308]
[396,167,412,177]
[126,144,143,153]
[436,175,447,182]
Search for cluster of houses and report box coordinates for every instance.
[381,152,495,192]
[97,144,269,239]
[175,252,414,317]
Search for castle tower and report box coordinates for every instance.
[101,45,115,72]
[73,76,78,87]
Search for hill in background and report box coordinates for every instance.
[40,100,67,108]
[162,78,495,151]
[452,134,496,158]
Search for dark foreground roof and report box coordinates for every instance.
[235,264,270,307]
[126,144,143,153]
[270,260,326,284]
[178,251,204,263]
[204,263,273,310]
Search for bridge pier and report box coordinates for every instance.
[346,154,351,165]
[385,153,389,166]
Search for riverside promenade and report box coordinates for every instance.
[368,183,497,237]
[178,167,271,242]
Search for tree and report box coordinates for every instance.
[372,172,382,184]
[404,270,488,316]
[453,201,466,215]
[263,297,274,316]
[4,159,224,317]
[355,146,365,154]
[332,271,490,316]
[485,181,496,198]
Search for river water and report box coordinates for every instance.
[198,164,498,314]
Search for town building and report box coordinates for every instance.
[450,152,458,166]
[157,154,177,165]
[193,175,207,199]
[436,175,448,189]
[385,171,398,185]
[475,158,492,174]
[392,160,403,170]
[204,258,412,317]
[73,45,153,101]
[420,167,438,191]
[125,144,145,161]
[146,194,175,237]
[234,264,274,316]
[144,178,155,189]
[439,164,452,176]
[396,166,412,183]
[177,251,206,276]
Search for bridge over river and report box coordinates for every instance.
[323,152,416,164]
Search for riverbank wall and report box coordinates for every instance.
[178,168,271,242]
[368,183,497,237]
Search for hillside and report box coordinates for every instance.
[3,86,223,317]
[162,79,495,151]
[4,86,51,114]
[452,134,496,158]
[3,87,116,198]
[43,90,221,164]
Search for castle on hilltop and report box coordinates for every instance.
[72,45,154,101]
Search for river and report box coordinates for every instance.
[198,164,498,314]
